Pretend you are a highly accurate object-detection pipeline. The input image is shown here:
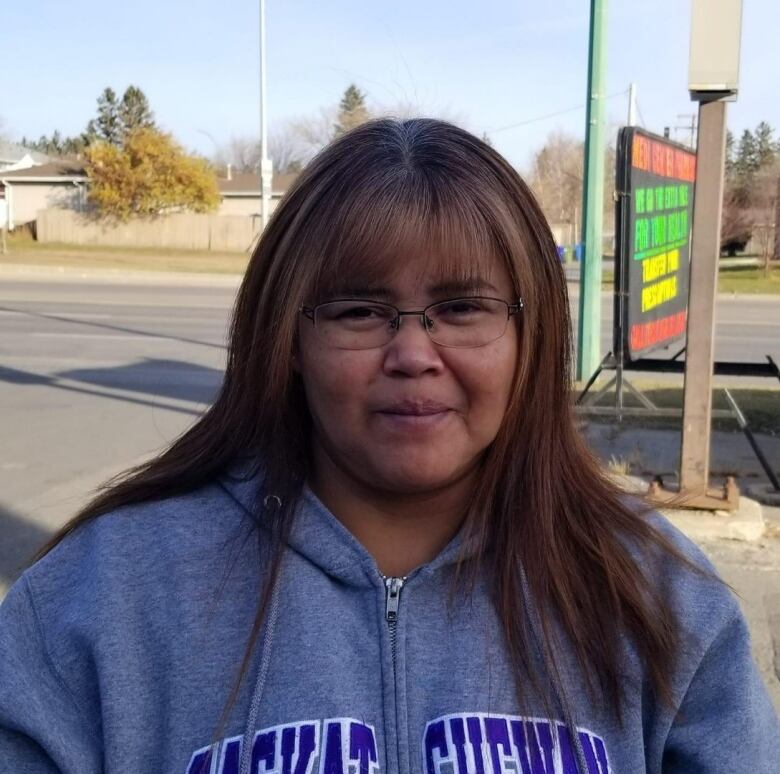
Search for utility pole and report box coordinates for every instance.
[627,82,637,127]
[576,0,609,380]
[259,0,273,230]
[679,0,742,499]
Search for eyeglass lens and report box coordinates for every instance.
[312,298,512,349]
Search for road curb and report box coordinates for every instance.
[0,262,243,287]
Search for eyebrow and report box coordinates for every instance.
[328,278,500,300]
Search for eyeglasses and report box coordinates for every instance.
[300,296,523,350]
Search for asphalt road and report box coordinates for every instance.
[1,274,779,591]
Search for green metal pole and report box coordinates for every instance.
[576,0,608,381]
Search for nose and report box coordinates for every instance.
[382,314,444,377]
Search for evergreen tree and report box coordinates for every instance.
[725,130,735,181]
[333,84,371,137]
[85,88,122,146]
[118,86,156,137]
[753,121,778,167]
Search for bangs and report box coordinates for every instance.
[305,172,512,302]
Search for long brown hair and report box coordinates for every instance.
[36,117,698,722]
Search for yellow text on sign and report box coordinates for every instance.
[642,249,679,283]
[642,275,678,312]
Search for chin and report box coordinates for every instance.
[371,459,469,495]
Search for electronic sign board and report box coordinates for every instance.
[613,127,696,361]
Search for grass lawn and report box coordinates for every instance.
[573,381,780,436]
[601,263,780,294]
[2,236,249,275]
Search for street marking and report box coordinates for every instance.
[29,333,176,341]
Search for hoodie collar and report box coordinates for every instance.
[217,458,480,589]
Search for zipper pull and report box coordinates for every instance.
[384,576,404,623]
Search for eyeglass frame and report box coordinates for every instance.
[299,295,524,350]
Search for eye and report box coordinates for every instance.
[317,301,395,327]
[434,299,490,317]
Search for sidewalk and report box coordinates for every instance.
[585,421,780,711]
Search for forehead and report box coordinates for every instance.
[308,209,515,302]
[326,251,512,300]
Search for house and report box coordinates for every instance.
[0,158,297,230]
[0,160,88,230]
[216,169,298,217]
[0,140,52,173]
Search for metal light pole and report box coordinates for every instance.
[576,0,609,381]
[259,0,273,230]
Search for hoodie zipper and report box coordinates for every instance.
[383,576,405,673]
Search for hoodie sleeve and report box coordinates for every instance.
[0,575,102,773]
[662,606,780,773]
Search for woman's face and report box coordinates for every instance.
[296,252,519,496]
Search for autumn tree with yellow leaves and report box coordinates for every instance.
[85,128,219,220]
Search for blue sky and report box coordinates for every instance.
[3,0,778,171]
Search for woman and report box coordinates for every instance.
[0,118,777,774]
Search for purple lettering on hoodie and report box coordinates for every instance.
[221,738,240,774]
[186,746,213,774]
[321,720,345,773]
[252,729,276,772]
[509,719,534,774]
[350,721,379,773]
[484,716,513,772]
[279,724,318,773]
[526,720,556,774]
[449,715,472,773]
[466,716,487,774]
[423,719,448,773]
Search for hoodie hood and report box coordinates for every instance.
[217,457,481,589]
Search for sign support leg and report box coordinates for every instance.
[679,99,728,495]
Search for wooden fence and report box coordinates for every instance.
[36,208,261,252]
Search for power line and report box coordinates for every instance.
[487,89,628,134]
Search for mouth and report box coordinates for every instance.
[376,400,452,417]
[374,400,453,430]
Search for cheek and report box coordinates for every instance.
[446,342,517,444]
[299,348,377,422]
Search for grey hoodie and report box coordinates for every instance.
[0,462,778,773]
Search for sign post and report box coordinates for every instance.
[679,0,742,498]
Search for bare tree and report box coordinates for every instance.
[214,123,305,176]
[289,106,339,162]
[527,131,583,227]
[749,159,780,277]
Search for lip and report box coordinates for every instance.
[374,399,452,416]
[373,400,454,432]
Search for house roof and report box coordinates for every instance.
[0,141,53,166]
[217,171,298,196]
[0,159,87,182]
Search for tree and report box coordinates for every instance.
[85,127,219,219]
[721,122,779,257]
[215,127,303,177]
[85,86,156,147]
[21,132,86,156]
[749,158,780,277]
[333,84,371,137]
[85,88,123,146]
[118,86,156,137]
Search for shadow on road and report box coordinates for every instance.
[0,361,220,415]
[60,359,223,405]
[0,503,53,586]
[0,304,226,350]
